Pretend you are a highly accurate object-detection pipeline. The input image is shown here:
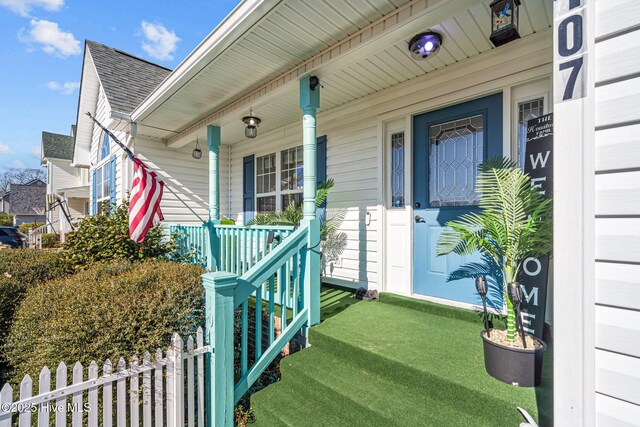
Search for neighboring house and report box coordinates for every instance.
[7,179,46,226]
[64,1,638,424]
[0,192,10,214]
[41,127,89,237]
[72,40,209,224]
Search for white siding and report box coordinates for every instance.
[226,30,552,290]
[594,0,640,421]
[89,89,126,207]
[134,138,213,225]
[227,113,381,289]
[47,159,85,233]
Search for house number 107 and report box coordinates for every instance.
[555,0,587,101]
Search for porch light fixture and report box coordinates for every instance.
[192,136,202,159]
[489,0,521,47]
[242,109,261,139]
[476,276,490,337]
[408,32,442,60]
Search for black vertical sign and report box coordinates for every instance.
[520,113,553,339]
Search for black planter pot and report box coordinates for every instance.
[481,329,547,387]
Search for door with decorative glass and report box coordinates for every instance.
[412,93,503,308]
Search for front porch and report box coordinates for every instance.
[251,287,553,426]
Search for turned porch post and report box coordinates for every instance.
[207,125,221,270]
[299,76,321,326]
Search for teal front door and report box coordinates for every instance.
[412,93,503,309]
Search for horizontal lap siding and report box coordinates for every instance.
[228,117,380,289]
[594,1,640,420]
[51,160,82,192]
[324,121,379,287]
[135,138,212,225]
[223,31,553,291]
[89,89,127,206]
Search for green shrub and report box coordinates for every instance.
[63,200,172,269]
[220,219,235,225]
[0,250,71,382]
[5,261,205,382]
[0,213,12,226]
[41,233,57,248]
[18,222,43,235]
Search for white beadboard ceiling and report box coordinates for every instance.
[135,0,552,145]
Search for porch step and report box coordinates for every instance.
[249,292,548,426]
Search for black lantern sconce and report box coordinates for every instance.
[242,109,261,139]
[192,136,202,159]
[489,0,521,47]
[408,31,442,60]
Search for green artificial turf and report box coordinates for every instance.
[250,288,552,426]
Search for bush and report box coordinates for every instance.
[41,233,58,248]
[18,222,43,235]
[0,250,71,382]
[5,261,205,382]
[63,200,172,269]
[0,213,12,226]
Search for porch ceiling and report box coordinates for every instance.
[134,0,551,146]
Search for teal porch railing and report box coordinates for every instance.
[169,223,294,272]
[171,220,320,426]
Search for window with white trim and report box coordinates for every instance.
[256,153,276,213]
[517,98,544,169]
[280,146,303,208]
[390,132,405,208]
[95,132,111,213]
[255,145,304,212]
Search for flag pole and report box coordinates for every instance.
[85,112,207,223]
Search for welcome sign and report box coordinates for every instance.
[520,113,553,339]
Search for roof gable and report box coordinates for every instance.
[86,40,172,114]
[42,131,74,161]
[8,182,45,215]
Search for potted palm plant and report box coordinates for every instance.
[436,158,552,387]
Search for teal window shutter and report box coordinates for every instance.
[242,155,255,224]
[109,155,117,206]
[91,169,97,215]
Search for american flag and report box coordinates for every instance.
[129,158,164,243]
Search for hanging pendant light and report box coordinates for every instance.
[242,108,261,139]
[192,136,202,159]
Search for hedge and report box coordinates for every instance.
[0,250,71,382]
[63,200,171,270]
[5,261,205,383]
[17,222,44,235]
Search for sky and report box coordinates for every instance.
[0,0,241,172]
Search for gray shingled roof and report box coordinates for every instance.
[42,131,74,161]
[87,40,172,114]
[8,182,46,215]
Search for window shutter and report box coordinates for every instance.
[91,169,97,215]
[316,135,328,222]
[109,155,117,206]
[243,155,255,224]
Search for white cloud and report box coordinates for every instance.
[29,146,41,158]
[0,0,63,17]
[47,80,79,94]
[19,19,80,57]
[0,144,12,154]
[140,21,179,61]
[9,160,25,169]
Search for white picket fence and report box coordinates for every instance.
[0,329,211,427]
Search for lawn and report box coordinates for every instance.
[250,287,552,426]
